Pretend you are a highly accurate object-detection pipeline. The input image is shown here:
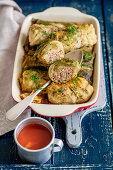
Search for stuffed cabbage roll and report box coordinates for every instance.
[48,58,81,83]
[78,52,95,84]
[38,40,64,66]
[47,82,77,104]
[29,23,65,46]
[19,69,49,92]
[22,40,64,70]
[68,77,94,103]
[56,24,97,53]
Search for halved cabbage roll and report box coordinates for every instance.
[38,40,64,66]
[48,58,81,83]
[22,40,64,70]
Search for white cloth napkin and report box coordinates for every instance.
[0,0,31,136]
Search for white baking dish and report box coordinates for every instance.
[12,7,101,117]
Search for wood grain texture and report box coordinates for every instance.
[102,0,113,107]
[0,0,113,169]
[15,0,53,15]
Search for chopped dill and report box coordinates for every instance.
[37,46,40,50]
[42,30,48,35]
[67,25,78,35]
[65,23,71,27]
[83,53,91,61]
[82,88,85,91]
[58,87,65,93]
[24,70,31,75]
[53,91,57,94]
[89,65,93,69]
[79,26,85,29]
[31,85,35,89]
[27,52,35,56]
[53,21,59,23]
[81,62,87,66]
[50,31,56,38]
[25,77,29,80]
[31,29,35,34]
[71,85,77,91]
[77,73,82,77]
[37,87,42,90]
[30,68,42,74]
[30,74,39,88]
[39,21,52,25]
[86,90,89,94]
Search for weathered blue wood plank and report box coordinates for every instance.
[102,0,113,107]
[15,0,53,15]
[52,0,113,166]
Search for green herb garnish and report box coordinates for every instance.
[37,87,42,90]
[50,31,56,38]
[71,85,77,91]
[42,30,48,35]
[25,70,31,75]
[25,77,29,80]
[82,88,85,91]
[30,74,39,88]
[66,25,78,40]
[39,38,49,45]
[67,25,78,35]
[30,68,42,74]
[77,73,82,77]
[65,23,71,27]
[53,91,57,94]
[37,46,40,50]
[31,29,35,34]
[79,26,85,29]
[27,52,35,56]
[53,21,59,23]
[58,88,65,93]
[39,21,52,25]
[83,53,91,61]
[31,85,35,89]
[89,65,93,69]
[81,62,87,66]
[86,90,89,94]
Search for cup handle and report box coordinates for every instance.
[53,138,63,152]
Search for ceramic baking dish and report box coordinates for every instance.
[12,7,101,117]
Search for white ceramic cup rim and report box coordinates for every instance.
[14,117,55,152]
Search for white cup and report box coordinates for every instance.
[14,117,63,164]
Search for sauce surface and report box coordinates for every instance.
[17,124,52,150]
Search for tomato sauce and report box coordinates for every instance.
[17,124,52,150]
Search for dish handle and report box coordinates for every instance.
[43,7,82,16]
[63,111,85,148]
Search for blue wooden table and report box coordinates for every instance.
[0,0,113,169]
